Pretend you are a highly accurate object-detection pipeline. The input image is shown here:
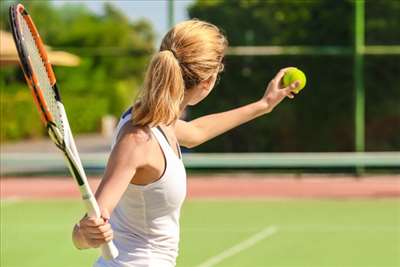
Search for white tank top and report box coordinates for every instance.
[94,108,187,267]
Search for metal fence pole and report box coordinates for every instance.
[354,0,365,153]
[168,0,174,29]
[354,0,365,174]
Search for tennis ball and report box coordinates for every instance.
[282,67,307,94]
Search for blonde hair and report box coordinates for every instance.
[133,19,228,127]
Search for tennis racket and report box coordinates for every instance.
[9,4,118,260]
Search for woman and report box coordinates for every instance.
[72,20,299,267]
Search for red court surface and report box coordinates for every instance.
[1,174,400,200]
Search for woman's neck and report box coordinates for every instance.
[179,97,190,114]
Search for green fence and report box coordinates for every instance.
[1,152,399,176]
[216,1,400,154]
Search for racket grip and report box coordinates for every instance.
[101,241,119,260]
[84,196,119,260]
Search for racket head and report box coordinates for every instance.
[9,4,65,144]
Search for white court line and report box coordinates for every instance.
[0,198,22,206]
[184,224,399,233]
[195,225,278,267]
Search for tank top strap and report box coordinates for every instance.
[111,107,133,149]
[112,107,178,159]
[151,127,175,158]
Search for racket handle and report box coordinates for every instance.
[101,240,119,260]
[84,196,119,260]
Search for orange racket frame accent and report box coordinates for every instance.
[14,4,57,125]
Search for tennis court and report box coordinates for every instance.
[1,1,400,267]
[1,175,399,267]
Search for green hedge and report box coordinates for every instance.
[1,90,109,142]
[62,95,109,134]
[0,78,139,143]
[0,90,43,141]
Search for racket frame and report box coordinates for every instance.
[9,3,118,260]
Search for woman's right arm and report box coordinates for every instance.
[72,126,149,249]
[175,68,298,148]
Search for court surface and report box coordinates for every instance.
[1,175,399,267]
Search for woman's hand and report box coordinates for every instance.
[260,67,300,113]
[77,214,114,248]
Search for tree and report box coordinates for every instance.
[0,1,155,141]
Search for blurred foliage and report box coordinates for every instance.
[0,0,154,141]
[0,90,43,141]
[188,0,400,152]
[1,0,399,152]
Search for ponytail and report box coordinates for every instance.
[133,50,185,126]
[132,20,227,127]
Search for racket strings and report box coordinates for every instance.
[19,13,65,137]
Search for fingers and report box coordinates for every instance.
[82,228,114,247]
[271,67,295,86]
[83,223,111,234]
[87,234,114,248]
[272,70,285,85]
[79,215,114,248]
[283,81,300,98]
[264,67,299,105]
[85,230,113,240]
[81,216,105,227]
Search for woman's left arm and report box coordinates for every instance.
[175,68,299,148]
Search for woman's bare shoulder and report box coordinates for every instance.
[112,122,153,164]
[120,122,151,143]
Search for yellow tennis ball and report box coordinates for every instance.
[282,67,307,94]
